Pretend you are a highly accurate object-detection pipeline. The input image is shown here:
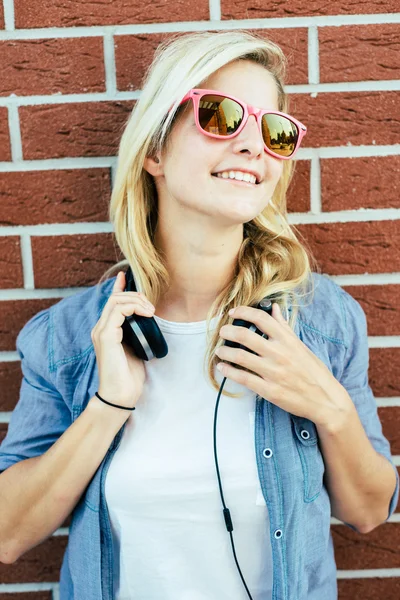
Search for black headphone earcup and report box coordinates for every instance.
[121,314,168,360]
[121,266,168,360]
[223,299,273,355]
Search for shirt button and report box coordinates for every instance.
[274,529,283,539]
[300,429,310,440]
[263,448,273,458]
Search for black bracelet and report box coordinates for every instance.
[95,391,135,411]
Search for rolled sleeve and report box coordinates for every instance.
[0,308,71,473]
[338,288,399,521]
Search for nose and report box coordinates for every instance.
[232,114,264,156]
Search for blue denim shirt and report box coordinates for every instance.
[0,272,398,600]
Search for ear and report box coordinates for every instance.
[143,155,163,177]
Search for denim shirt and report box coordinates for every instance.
[0,272,398,600]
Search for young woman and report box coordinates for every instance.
[0,30,398,600]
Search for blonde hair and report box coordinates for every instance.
[99,30,319,397]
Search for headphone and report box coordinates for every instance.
[121,265,275,599]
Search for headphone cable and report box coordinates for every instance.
[213,376,254,600]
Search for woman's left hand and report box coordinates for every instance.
[215,303,352,429]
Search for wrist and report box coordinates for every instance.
[315,386,355,436]
[87,395,132,425]
[95,390,136,411]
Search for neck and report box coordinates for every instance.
[153,223,243,322]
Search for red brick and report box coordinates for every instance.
[0,107,11,161]
[20,101,134,159]
[0,4,4,29]
[0,423,7,445]
[287,160,310,212]
[265,28,308,86]
[254,28,308,85]
[115,33,176,91]
[338,577,400,600]
[378,406,400,455]
[370,350,400,399]
[32,233,123,288]
[222,0,399,19]
[0,237,23,289]
[0,168,111,225]
[115,28,308,91]
[332,522,400,569]
[0,298,59,352]
[0,38,105,97]
[321,156,400,212]
[14,0,209,28]
[377,407,399,467]
[0,535,67,582]
[0,361,22,410]
[115,33,163,91]
[296,220,400,275]
[291,92,400,148]
[341,285,400,337]
[320,24,400,83]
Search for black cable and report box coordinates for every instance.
[213,376,254,600]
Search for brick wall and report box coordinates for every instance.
[0,1,399,598]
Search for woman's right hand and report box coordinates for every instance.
[91,271,156,412]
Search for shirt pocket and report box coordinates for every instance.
[291,415,325,502]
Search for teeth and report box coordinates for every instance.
[215,170,257,184]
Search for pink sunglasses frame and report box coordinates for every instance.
[177,88,307,160]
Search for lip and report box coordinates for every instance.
[212,169,262,184]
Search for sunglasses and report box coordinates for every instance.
[176,88,307,160]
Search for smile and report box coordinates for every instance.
[211,174,258,188]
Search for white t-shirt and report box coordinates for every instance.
[105,313,273,600]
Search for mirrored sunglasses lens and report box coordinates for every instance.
[198,95,244,136]
[261,114,299,157]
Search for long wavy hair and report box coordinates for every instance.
[98,30,319,398]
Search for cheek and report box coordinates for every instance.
[173,141,213,184]
[172,127,203,166]
[164,150,206,200]
[266,160,284,188]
